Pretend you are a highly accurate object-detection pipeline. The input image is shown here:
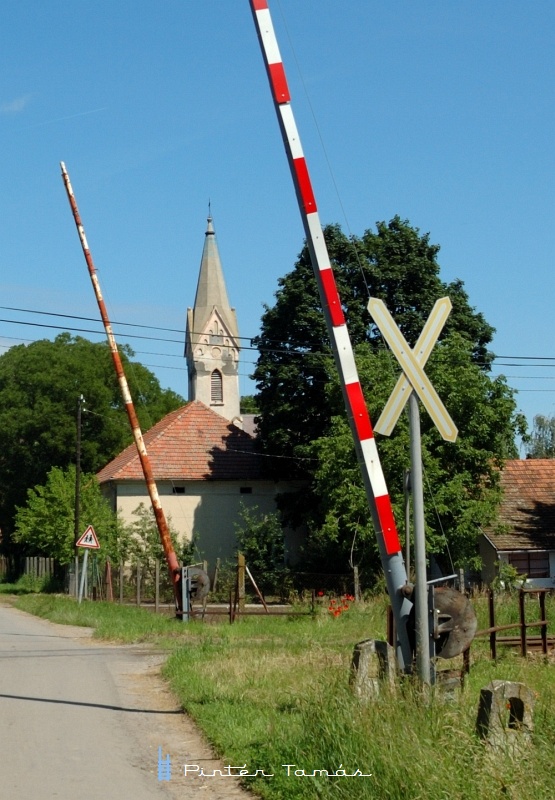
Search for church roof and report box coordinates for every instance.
[484,459,555,551]
[97,401,263,483]
[187,216,239,344]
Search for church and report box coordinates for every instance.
[97,217,301,566]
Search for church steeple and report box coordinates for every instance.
[185,216,240,422]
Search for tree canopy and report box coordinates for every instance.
[525,414,555,459]
[13,466,118,565]
[252,218,525,579]
[0,334,184,542]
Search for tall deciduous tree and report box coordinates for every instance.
[0,334,184,541]
[13,466,123,565]
[253,219,525,578]
[526,414,555,459]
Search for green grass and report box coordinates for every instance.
[0,574,59,594]
[12,592,555,800]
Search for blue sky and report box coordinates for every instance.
[1,1,553,452]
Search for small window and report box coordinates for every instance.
[211,370,223,403]
[172,486,185,495]
[240,487,252,495]
[508,551,549,579]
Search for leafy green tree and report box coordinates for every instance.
[305,336,523,576]
[234,504,291,598]
[0,334,184,542]
[240,395,260,414]
[13,466,123,564]
[124,503,183,598]
[253,218,494,478]
[252,219,525,578]
[526,414,555,458]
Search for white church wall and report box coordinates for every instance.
[111,479,288,568]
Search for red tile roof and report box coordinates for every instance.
[486,459,555,551]
[97,401,263,483]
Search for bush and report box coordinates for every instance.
[234,505,292,600]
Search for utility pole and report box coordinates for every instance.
[72,394,84,598]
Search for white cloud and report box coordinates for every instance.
[1,94,31,115]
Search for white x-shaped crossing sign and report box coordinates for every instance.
[368,297,458,443]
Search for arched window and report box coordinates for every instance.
[211,370,223,403]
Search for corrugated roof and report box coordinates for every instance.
[97,401,263,483]
[486,459,555,551]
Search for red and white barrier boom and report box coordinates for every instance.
[249,0,413,669]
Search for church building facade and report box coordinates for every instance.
[98,216,301,568]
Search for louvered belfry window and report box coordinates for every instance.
[211,370,223,403]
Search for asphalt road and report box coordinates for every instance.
[0,603,254,800]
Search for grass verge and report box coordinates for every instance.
[12,592,555,800]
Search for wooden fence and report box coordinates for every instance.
[0,555,56,581]
[472,587,552,658]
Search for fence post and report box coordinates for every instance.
[212,558,220,594]
[119,561,124,604]
[353,566,361,602]
[136,562,141,607]
[519,589,527,657]
[387,605,395,648]
[489,589,496,660]
[237,552,246,613]
[540,591,547,654]
[105,560,113,602]
[155,559,160,614]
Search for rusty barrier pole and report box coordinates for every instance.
[60,162,181,613]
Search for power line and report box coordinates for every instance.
[2,305,555,378]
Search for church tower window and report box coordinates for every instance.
[211,370,223,403]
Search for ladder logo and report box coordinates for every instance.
[76,525,100,549]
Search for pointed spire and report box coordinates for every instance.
[185,212,241,421]
[191,215,238,339]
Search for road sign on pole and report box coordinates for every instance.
[368,296,458,685]
[76,525,100,549]
[368,297,458,442]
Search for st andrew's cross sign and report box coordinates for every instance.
[368,297,458,443]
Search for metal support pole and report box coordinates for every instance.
[408,394,434,684]
[78,549,89,604]
[404,469,411,576]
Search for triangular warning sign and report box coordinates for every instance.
[76,525,100,549]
